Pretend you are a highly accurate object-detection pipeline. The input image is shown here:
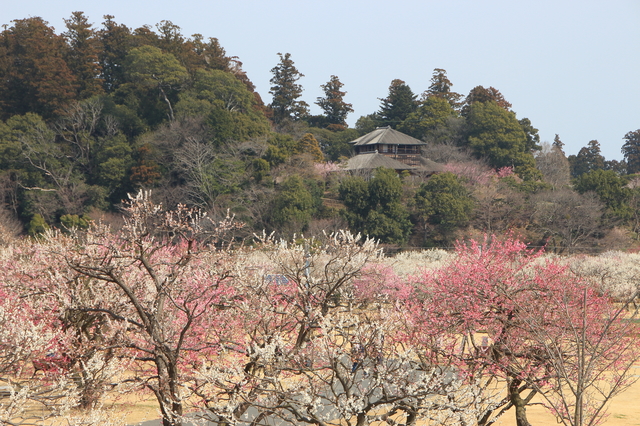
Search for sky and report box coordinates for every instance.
[3,0,639,161]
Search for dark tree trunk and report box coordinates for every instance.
[155,352,183,426]
[509,378,533,426]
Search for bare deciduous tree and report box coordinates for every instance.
[535,142,571,189]
[531,189,604,253]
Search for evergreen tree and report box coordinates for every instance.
[570,140,605,178]
[574,169,632,220]
[272,175,315,233]
[131,24,159,47]
[154,20,186,57]
[263,133,298,167]
[461,85,512,117]
[518,117,541,152]
[422,68,462,110]
[268,53,309,124]
[622,129,640,174]
[124,45,188,122]
[604,159,627,175]
[398,96,458,140]
[355,114,381,134]
[339,168,411,244]
[176,68,269,142]
[156,21,213,80]
[0,17,78,120]
[309,127,359,162]
[190,35,231,72]
[378,79,418,128]
[414,172,474,244]
[465,101,536,176]
[553,134,565,154]
[316,75,353,129]
[462,86,539,154]
[297,133,324,162]
[63,12,104,99]
[97,15,133,93]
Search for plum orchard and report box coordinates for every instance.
[403,238,640,426]
[0,194,637,426]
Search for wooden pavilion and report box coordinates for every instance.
[348,126,427,167]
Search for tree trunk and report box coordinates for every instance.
[405,409,417,426]
[513,404,531,426]
[155,353,183,426]
[509,379,532,426]
[158,84,175,122]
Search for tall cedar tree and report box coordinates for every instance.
[316,75,353,129]
[190,35,231,72]
[97,15,133,93]
[622,129,640,174]
[569,140,605,178]
[132,25,159,47]
[268,52,309,124]
[553,133,565,154]
[154,21,186,59]
[63,12,104,99]
[378,79,418,128]
[422,68,463,110]
[0,17,78,120]
[156,21,214,81]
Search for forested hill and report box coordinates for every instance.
[1,13,639,252]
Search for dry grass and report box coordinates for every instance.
[497,364,640,425]
[112,364,640,425]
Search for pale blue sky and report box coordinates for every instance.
[3,0,639,161]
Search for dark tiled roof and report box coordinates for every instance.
[342,153,416,171]
[417,158,446,173]
[349,126,427,147]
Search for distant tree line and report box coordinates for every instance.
[0,13,639,252]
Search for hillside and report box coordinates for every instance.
[0,13,639,252]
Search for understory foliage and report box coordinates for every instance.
[0,195,638,426]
